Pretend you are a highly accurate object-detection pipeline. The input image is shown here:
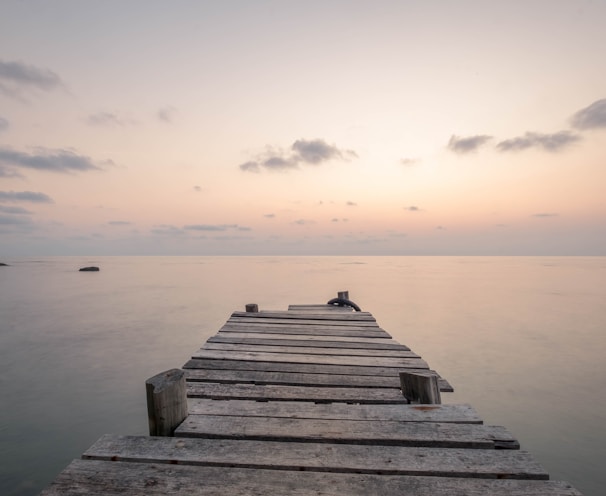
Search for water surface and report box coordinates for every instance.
[0,256,603,495]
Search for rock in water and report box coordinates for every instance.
[79,266,100,272]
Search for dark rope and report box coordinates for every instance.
[326,297,361,312]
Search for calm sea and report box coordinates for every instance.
[0,256,604,495]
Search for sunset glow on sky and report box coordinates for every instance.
[1,1,605,255]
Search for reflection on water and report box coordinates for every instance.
[0,256,604,495]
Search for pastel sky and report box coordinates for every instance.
[1,1,605,256]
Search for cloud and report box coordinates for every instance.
[0,60,64,101]
[0,205,32,214]
[0,117,8,132]
[151,224,185,236]
[0,215,34,226]
[239,161,260,173]
[346,201,357,207]
[108,220,131,226]
[448,134,493,154]
[0,190,53,203]
[400,158,419,166]
[0,166,23,178]
[496,131,580,152]
[292,139,357,164]
[264,213,275,219]
[532,212,559,218]
[0,147,102,173]
[262,156,297,170]
[194,185,202,192]
[87,112,136,127]
[570,98,606,130]
[405,206,420,212]
[184,224,248,232]
[157,106,177,123]
[240,138,357,173]
[293,219,315,225]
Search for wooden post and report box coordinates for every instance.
[337,291,349,300]
[146,368,188,436]
[399,371,442,404]
[245,303,259,313]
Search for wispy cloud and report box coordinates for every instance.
[262,155,297,171]
[0,60,64,101]
[570,98,606,130]
[184,224,250,232]
[0,147,103,173]
[0,166,23,178]
[293,219,315,226]
[151,224,185,236]
[448,134,492,154]
[87,112,136,127]
[346,201,357,207]
[532,212,559,218]
[400,158,419,166]
[157,106,177,123]
[496,131,580,152]
[0,190,53,203]
[292,139,356,164]
[108,220,131,226]
[264,213,276,219]
[0,215,34,226]
[240,138,357,173]
[405,206,421,212]
[0,205,32,214]
[239,161,261,173]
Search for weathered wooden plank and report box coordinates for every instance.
[215,331,399,344]
[186,382,409,403]
[82,435,545,478]
[184,366,452,392]
[183,357,428,376]
[220,322,390,337]
[182,357,453,388]
[186,399,482,423]
[176,414,518,448]
[42,459,581,496]
[201,342,420,358]
[210,334,410,350]
[228,316,378,327]
[191,349,429,368]
[231,310,376,322]
[185,368,409,388]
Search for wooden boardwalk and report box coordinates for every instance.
[41,296,583,495]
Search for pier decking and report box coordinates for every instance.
[41,295,582,495]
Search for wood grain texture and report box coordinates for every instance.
[209,334,409,350]
[201,342,420,358]
[191,349,429,368]
[175,414,518,448]
[185,399,482,423]
[42,460,582,496]
[186,382,410,403]
[219,322,391,337]
[181,358,453,392]
[231,310,376,321]
[82,435,543,478]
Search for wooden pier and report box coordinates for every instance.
[41,293,582,495]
